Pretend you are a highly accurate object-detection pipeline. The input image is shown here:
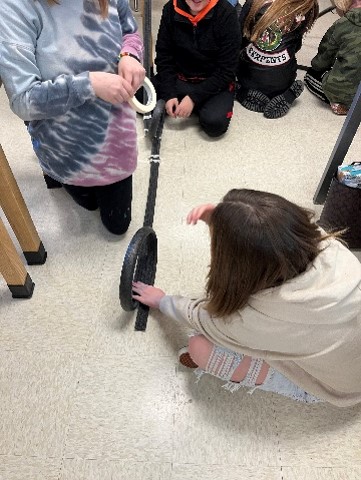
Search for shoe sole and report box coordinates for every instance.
[178,347,199,369]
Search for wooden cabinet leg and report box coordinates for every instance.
[0,216,35,298]
[0,144,47,265]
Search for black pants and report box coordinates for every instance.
[153,75,235,137]
[63,176,133,235]
[196,87,235,138]
[304,68,330,104]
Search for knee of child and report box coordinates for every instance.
[205,128,226,138]
[188,335,214,366]
[200,117,230,138]
[101,214,131,235]
[202,123,228,138]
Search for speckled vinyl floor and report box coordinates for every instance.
[0,1,361,479]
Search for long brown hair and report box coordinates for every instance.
[244,0,319,42]
[46,0,109,17]
[206,189,337,318]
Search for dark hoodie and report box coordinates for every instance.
[311,8,361,107]
[237,0,312,96]
[154,0,241,106]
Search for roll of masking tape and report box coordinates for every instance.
[128,77,157,114]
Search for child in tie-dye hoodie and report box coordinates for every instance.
[0,0,145,234]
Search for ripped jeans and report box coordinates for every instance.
[194,343,322,404]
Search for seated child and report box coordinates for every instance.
[152,0,241,137]
[236,0,318,118]
[304,0,361,115]
[132,189,361,406]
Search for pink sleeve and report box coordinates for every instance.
[121,32,144,62]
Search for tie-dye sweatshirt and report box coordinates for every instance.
[0,0,143,186]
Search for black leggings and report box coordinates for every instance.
[153,76,235,137]
[63,176,132,235]
[196,88,235,138]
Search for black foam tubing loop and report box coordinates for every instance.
[119,226,158,313]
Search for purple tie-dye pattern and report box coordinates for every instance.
[0,0,144,187]
[68,102,138,186]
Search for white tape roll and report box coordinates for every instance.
[128,77,157,114]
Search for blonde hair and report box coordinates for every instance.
[332,0,353,12]
[46,0,109,17]
[244,0,319,42]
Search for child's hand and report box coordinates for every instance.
[175,96,194,117]
[187,203,216,225]
[132,281,166,309]
[89,72,134,104]
[117,55,146,92]
[166,98,179,118]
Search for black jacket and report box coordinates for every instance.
[237,0,309,96]
[154,0,241,105]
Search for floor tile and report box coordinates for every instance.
[282,466,361,480]
[0,456,60,480]
[171,464,281,480]
[173,372,281,466]
[273,396,361,466]
[86,301,186,357]
[61,458,172,480]
[0,246,110,352]
[0,351,78,457]
[64,355,175,461]
[0,269,104,351]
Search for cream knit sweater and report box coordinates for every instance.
[160,239,361,406]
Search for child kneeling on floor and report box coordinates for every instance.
[133,189,361,407]
[236,0,318,118]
